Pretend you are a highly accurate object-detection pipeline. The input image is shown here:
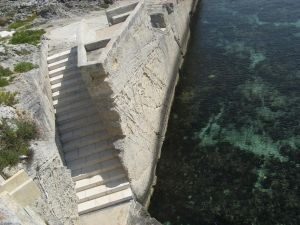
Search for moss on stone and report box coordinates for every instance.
[8,13,37,30]
[10,29,45,45]
[14,62,38,73]
[0,118,37,171]
[0,65,13,87]
[0,91,17,106]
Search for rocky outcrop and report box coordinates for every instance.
[0,0,111,20]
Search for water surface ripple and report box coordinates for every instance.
[149,0,300,224]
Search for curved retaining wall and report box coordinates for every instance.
[79,0,199,205]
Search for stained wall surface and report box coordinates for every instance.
[100,0,198,203]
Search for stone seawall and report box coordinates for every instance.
[79,0,199,205]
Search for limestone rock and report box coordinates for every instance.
[31,157,79,225]
[0,31,15,38]
[0,105,16,120]
[126,201,161,225]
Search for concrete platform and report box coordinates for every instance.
[79,202,130,225]
[47,11,109,53]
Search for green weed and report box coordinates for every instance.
[0,65,13,87]
[14,62,38,73]
[10,29,45,45]
[8,13,37,30]
[0,118,37,170]
[0,91,17,106]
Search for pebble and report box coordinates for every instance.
[0,31,15,38]
[0,105,16,120]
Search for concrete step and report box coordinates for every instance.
[72,158,121,181]
[77,178,129,204]
[49,65,78,78]
[51,77,82,93]
[78,188,132,215]
[55,102,94,120]
[53,93,91,111]
[56,105,97,123]
[61,123,105,143]
[48,50,71,63]
[64,139,111,162]
[50,71,81,85]
[9,179,41,207]
[47,48,77,64]
[75,168,126,192]
[58,114,102,133]
[51,83,85,97]
[54,94,91,117]
[67,148,117,171]
[52,86,86,101]
[57,107,97,127]
[48,56,77,71]
[0,170,29,193]
[49,68,80,81]
[53,95,92,108]
[63,130,108,152]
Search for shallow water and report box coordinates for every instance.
[149,0,300,224]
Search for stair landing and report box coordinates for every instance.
[80,202,130,225]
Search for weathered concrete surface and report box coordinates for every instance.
[126,201,161,225]
[80,202,130,225]
[47,11,109,54]
[0,193,46,225]
[80,0,198,204]
[31,157,78,225]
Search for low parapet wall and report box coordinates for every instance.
[106,1,139,25]
[78,0,199,205]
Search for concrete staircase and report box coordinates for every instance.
[0,170,41,207]
[47,47,132,215]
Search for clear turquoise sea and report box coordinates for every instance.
[149,0,300,224]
